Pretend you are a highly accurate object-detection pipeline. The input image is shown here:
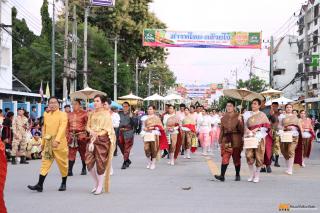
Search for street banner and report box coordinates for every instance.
[143,29,261,49]
[91,0,115,6]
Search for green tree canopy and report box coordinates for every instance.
[237,75,268,93]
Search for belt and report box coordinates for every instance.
[70,131,86,135]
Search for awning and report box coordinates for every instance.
[304,97,320,103]
[0,89,47,98]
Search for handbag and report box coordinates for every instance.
[281,132,293,143]
[243,137,259,149]
[144,132,156,142]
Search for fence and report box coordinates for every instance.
[0,100,46,118]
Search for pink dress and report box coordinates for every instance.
[210,115,221,146]
[197,115,212,147]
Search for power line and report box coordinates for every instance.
[7,0,42,32]
[1,25,76,72]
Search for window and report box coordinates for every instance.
[314,46,317,52]
[273,69,285,76]
[314,73,317,79]
[313,66,318,72]
[313,84,318,89]
[315,4,319,18]
[298,63,304,73]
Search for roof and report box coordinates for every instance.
[273,37,285,54]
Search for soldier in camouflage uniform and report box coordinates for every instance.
[11,108,29,165]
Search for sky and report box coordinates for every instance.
[9,0,306,86]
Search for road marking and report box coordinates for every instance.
[206,157,219,176]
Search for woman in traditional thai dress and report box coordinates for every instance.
[181,108,197,159]
[210,111,221,151]
[86,95,116,195]
[279,104,302,175]
[140,105,167,170]
[244,98,270,183]
[299,110,315,167]
[197,109,212,155]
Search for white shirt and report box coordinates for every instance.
[111,112,120,128]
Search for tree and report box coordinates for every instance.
[237,75,268,93]
[12,0,176,98]
[40,0,52,40]
[138,62,176,97]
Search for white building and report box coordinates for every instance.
[0,0,13,90]
[271,35,301,99]
[297,0,320,98]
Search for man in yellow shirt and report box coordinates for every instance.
[28,97,68,192]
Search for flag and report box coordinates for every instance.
[45,82,51,98]
[91,0,115,6]
[39,80,44,102]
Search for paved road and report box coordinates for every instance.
[4,136,320,213]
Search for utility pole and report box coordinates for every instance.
[246,57,254,89]
[83,6,89,88]
[249,56,253,79]
[147,69,152,105]
[135,57,139,96]
[114,36,118,101]
[69,4,77,94]
[111,36,124,101]
[51,0,55,96]
[62,0,69,101]
[269,36,274,88]
[232,69,238,88]
[304,18,310,111]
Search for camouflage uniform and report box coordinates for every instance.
[11,116,28,157]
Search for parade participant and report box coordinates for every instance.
[210,110,221,151]
[279,104,302,175]
[197,109,212,155]
[181,107,196,159]
[269,102,281,168]
[176,104,186,155]
[270,116,281,167]
[161,104,170,158]
[176,103,186,122]
[67,100,88,176]
[110,107,120,156]
[119,102,136,169]
[244,98,270,183]
[0,139,7,213]
[163,105,180,166]
[141,105,167,170]
[215,100,244,182]
[189,105,198,122]
[86,94,116,195]
[11,108,29,165]
[299,110,315,167]
[28,97,68,192]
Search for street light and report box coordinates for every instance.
[135,58,147,96]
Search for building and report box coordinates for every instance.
[1,0,45,115]
[0,0,12,90]
[297,0,320,98]
[296,0,320,117]
[271,35,301,99]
